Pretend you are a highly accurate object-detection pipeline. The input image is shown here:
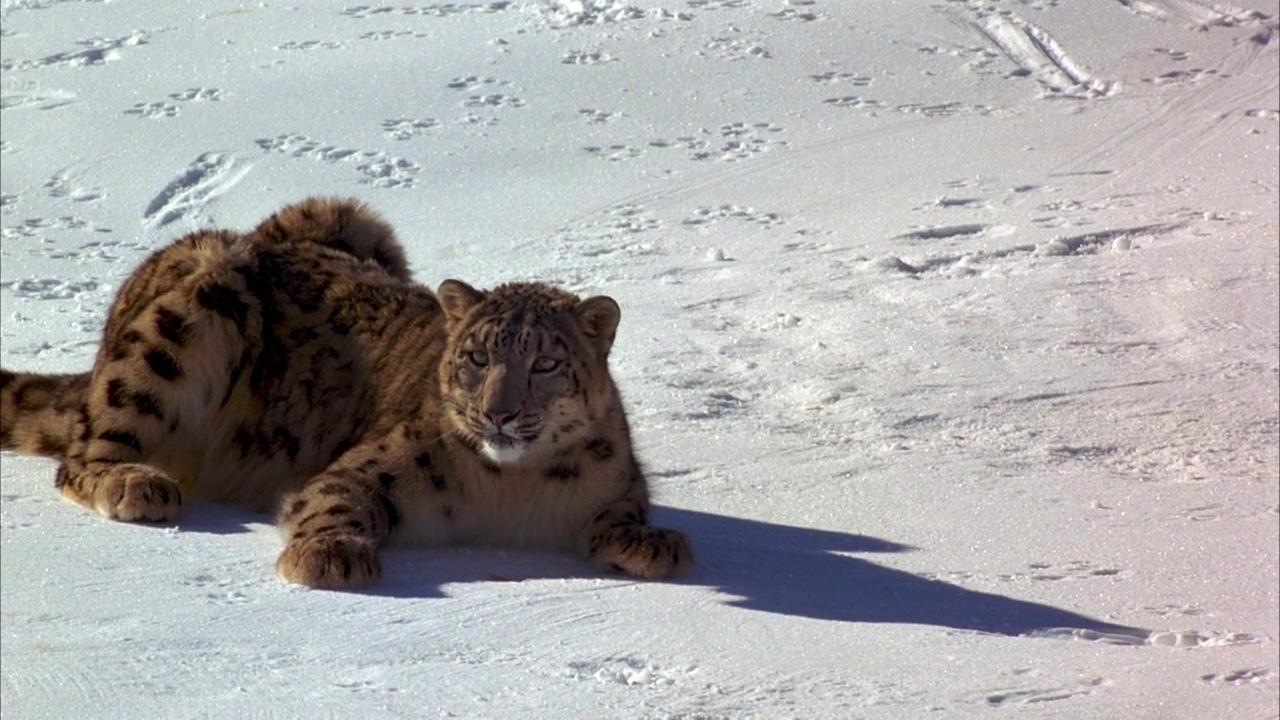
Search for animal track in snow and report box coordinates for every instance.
[570,203,662,236]
[1153,46,1191,61]
[564,656,697,687]
[1142,67,1218,86]
[896,101,993,117]
[461,93,525,108]
[768,7,824,22]
[1200,667,1273,685]
[1142,602,1206,618]
[171,88,223,102]
[124,88,223,119]
[458,114,500,128]
[2,215,107,241]
[682,204,784,228]
[143,152,252,228]
[2,31,149,71]
[183,570,259,606]
[340,3,511,19]
[553,204,663,261]
[1014,560,1124,582]
[357,29,428,40]
[0,86,77,112]
[914,195,988,211]
[721,120,783,138]
[583,143,644,162]
[868,222,1179,278]
[646,122,787,162]
[897,223,989,241]
[678,389,753,420]
[255,133,421,188]
[1044,444,1122,463]
[824,95,884,109]
[1147,630,1259,647]
[921,560,1126,586]
[275,40,344,51]
[1,278,101,300]
[704,37,772,61]
[810,70,873,85]
[578,108,622,124]
[526,1,653,28]
[604,204,660,233]
[824,96,992,118]
[255,133,356,162]
[44,171,104,204]
[445,75,509,91]
[562,49,615,65]
[123,102,178,119]
[46,237,151,263]
[983,676,1110,706]
[381,117,440,140]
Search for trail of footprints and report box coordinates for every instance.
[810,69,995,118]
[124,88,224,119]
[381,118,440,141]
[1,30,150,71]
[445,75,509,91]
[564,656,696,687]
[339,3,512,19]
[255,133,421,188]
[579,109,623,124]
[1200,667,1273,685]
[586,121,787,163]
[1,170,125,264]
[982,675,1111,707]
[550,199,793,427]
[863,222,1178,279]
[922,560,1126,585]
[854,174,1198,278]
[249,70,527,185]
[562,49,615,65]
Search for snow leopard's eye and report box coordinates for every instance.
[467,349,489,367]
[531,356,560,374]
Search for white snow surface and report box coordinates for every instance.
[2,0,1278,717]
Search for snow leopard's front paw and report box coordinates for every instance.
[277,534,381,590]
[60,462,183,523]
[582,503,694,579]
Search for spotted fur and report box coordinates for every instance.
[0,197,692,589]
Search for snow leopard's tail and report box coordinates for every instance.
[250,197,410,281]
[0,369,91,459]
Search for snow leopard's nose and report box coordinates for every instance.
[487,410,515,429]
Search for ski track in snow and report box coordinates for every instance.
[142,152,253,229]
[976,13,1119,99]
[1117,0,1278,31]
[1,0,1277,717]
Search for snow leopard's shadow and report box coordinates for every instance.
[371,506,1149,641]
[655,507,1150,641]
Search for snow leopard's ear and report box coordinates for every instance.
[575,295,620,358]
[436,280,485,324]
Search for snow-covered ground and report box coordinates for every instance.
[2,1,1277,717]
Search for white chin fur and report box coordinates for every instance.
[481,440,527,465]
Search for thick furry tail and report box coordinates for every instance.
[0,369,90,458]
[250,197,410,281]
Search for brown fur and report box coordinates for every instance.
[0,197,692,589]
